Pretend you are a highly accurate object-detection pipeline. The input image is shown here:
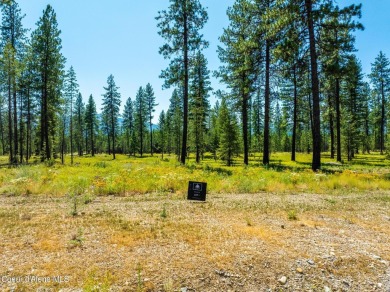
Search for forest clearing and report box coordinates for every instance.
[1,0,390,290]
[0,153,390,291]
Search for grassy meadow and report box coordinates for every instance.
[1,152,390,291]
[1,152,390,198]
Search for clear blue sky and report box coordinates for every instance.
[17,0,390,122]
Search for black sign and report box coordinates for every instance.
[187,181,207,201]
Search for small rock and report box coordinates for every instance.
[377,283,383,288]
[372,255,381,260]
[281,224,285,229]
[324,286,331,292]
[278,276,287,285]
[307,259,315,265]
[296,268,303,274]
[181,288,188,292]
[342,280,350,287]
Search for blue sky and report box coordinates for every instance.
[17,0,390,122]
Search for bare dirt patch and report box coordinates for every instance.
[0,192,389,291]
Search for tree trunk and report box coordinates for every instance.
[70,97,73,164]
[26,89,31,162]
[181,9,189,165]
[327,90,335,159]
[8,73,13,164]
[112,113,116,160]
[19,92,23,163]
[78,108,83,156]
[0,103,5,155]
[140,109,143,157]
[291,65,298,161]
[365,114,370,154]
[150,119,153,156]
[91,125,95,157]
[241,72,249,166]
[335,78,342,162]
[107,129,111,155]
[61,119,65,164]
[380,81,385,155]
[263,40,271,165]
[306,0,321,171]
[13,88,18,163]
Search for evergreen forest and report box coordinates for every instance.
[0,0,389,172]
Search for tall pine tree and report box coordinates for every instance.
[101,74,121,159]
[189,51,211,163]
[31,5,65,161]
[144,83,157,156]
[369,51,390,155]
[134,87,148,157]
[85,94,97,156]
[63,66,78,164]
[156,0,208,164]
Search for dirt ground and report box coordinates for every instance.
[0,191,389,291]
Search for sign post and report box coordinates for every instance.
[187,181,207,201]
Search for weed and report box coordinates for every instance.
[83,270,113,292]
[245,217,253,226]
[137,263,143,292]
[163,278,174,292]
[45,159,56,167]
[287,210,298,221]
[69,193,79,217]
[83,193,94,205]
[69,228,84,248]
[324,198,337,205]
[94,161,108,168]
[160,204,168,219]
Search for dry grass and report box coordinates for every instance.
[0,191,389,291]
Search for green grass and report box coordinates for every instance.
[0,152,389,197]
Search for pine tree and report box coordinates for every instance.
[0,42,20,163]
[320,2,363,162]
[189,51,211,163]
[31,5,65,161]
[167,89,183,160]
[272,5,307,161]
[85,94,97,156]
[63,66,79,164]
[0,94,5,155]
[165,109,173,155]
[18,44,37,163]
[218,96,240,166]
[369,51,390,155]
[158,110,166,159]
[207,101,220,161]
[275,0,322,170]
[122,97,135,156]
[156,0,208,164]
[360,82,372,154]
[218,0,259,166]
[1,0,27,163]
[144,83,157,156]
[74,93,85,156]
[134,87,148,157]
[101,74,121,159]
[340,55,366,160]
